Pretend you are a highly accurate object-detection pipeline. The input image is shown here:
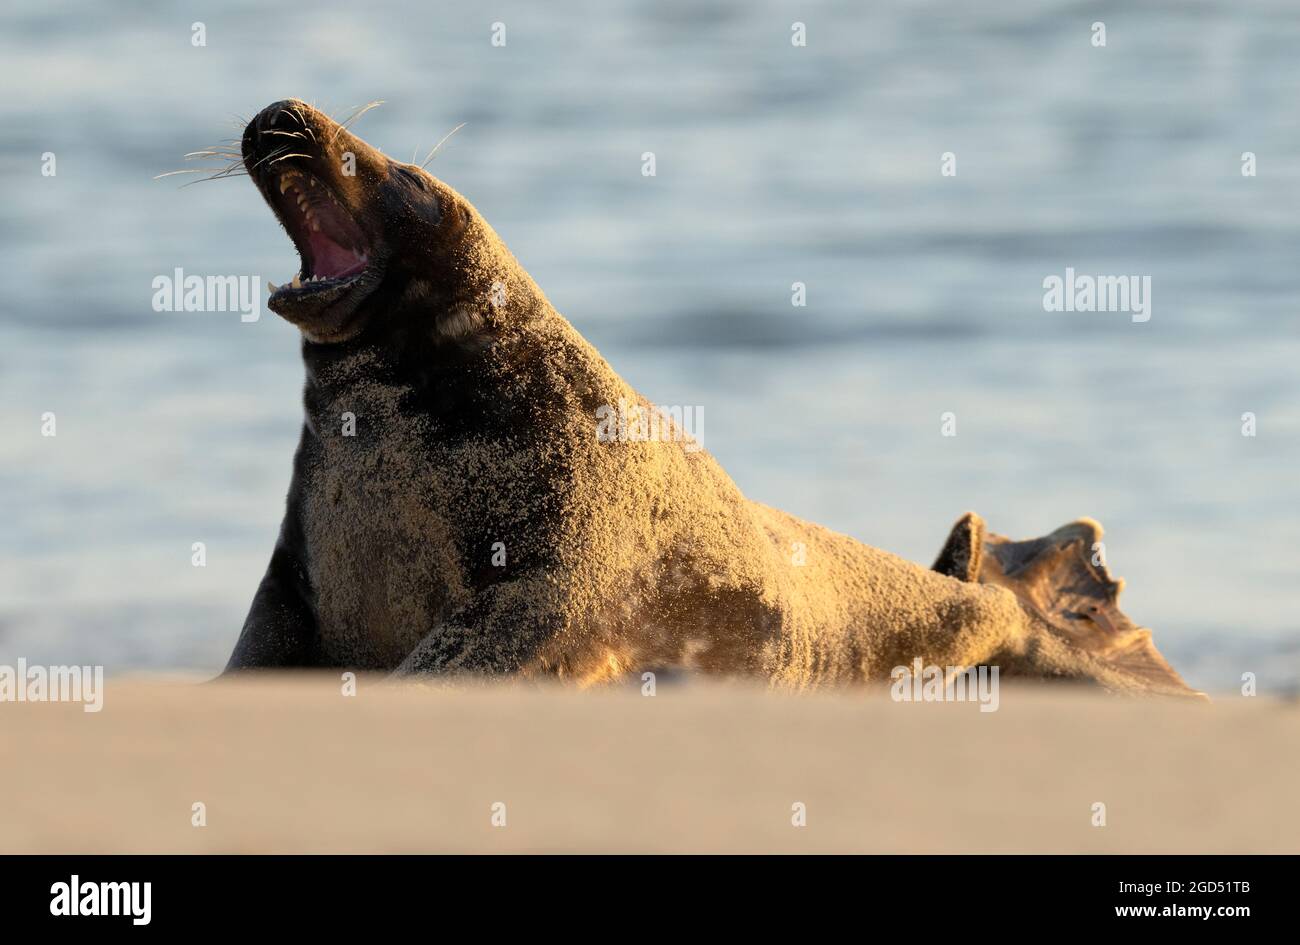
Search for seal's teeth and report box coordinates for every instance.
[310,218,320,232]
[291,273,302,289]
[279,177,292,194]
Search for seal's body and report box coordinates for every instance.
[227,100,1199,696]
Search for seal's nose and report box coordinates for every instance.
[241,98,390,192]
[256,99,312,132]
[242,99,319,164]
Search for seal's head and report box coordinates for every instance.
[243,99,478,345]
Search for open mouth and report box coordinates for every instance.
[264,169,372,301]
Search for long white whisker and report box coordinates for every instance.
[331,100,385,143]
[420,122,467,169]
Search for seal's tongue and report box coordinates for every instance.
[271,169,370,281]
[309,230,368,279]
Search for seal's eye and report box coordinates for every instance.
[393,164,442,226]
[395,164,431,191]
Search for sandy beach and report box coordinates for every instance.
[2,677,1295,854]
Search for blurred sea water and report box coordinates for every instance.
[1,1,1297,692]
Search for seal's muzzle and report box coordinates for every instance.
[242,99,388,342]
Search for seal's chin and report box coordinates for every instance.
[263,168,380,341]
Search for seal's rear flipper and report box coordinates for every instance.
[931,511,985,582]
[985,518,1206,699]
[933,514,1206,699]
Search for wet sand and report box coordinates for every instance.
[1,676,1295,853]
